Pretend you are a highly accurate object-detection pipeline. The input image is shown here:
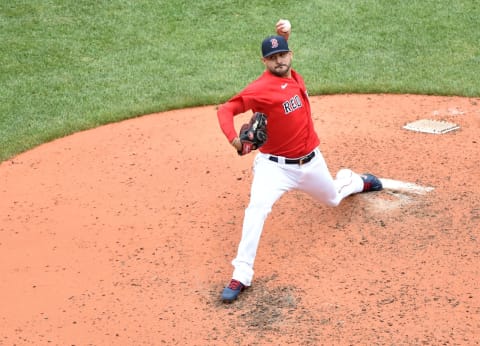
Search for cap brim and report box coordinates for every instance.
[263,49,290,58]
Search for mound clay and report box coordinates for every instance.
[1,94,479,345]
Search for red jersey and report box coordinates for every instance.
[217,69,320,158]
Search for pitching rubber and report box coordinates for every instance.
[379,178,434,195]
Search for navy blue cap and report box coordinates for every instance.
[261,35,290,58]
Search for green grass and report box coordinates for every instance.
[1,0,479,162]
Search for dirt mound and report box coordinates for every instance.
[1,94,479,345]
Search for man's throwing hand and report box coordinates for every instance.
[276,19,291,40]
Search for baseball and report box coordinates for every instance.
[276,19,291,34]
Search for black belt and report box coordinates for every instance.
[268,150,316,165]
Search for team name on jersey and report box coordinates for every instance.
[282,94,303,114]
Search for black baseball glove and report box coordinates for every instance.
[237,112,268,155]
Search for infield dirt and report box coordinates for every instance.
[1,94,479,345]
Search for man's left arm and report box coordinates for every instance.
[217,98,246,151]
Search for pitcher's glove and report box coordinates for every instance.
[237,112,268,156]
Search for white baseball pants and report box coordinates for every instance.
[231,147,364,286]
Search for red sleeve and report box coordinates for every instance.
[217,97,247,142]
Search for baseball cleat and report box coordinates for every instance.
[221,279,247,302]
[361,173,383,192]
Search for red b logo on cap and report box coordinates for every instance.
[270,38,279,48]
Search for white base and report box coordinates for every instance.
[403,119,460,134]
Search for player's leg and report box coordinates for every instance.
[222,154,296,301]
[232,154,296,285]
[297,149,363,206]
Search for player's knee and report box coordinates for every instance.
[322,192,342,207]
[325,198,341,207]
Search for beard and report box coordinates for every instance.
[269,62,292,77]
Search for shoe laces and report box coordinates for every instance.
[228,279,244,290]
